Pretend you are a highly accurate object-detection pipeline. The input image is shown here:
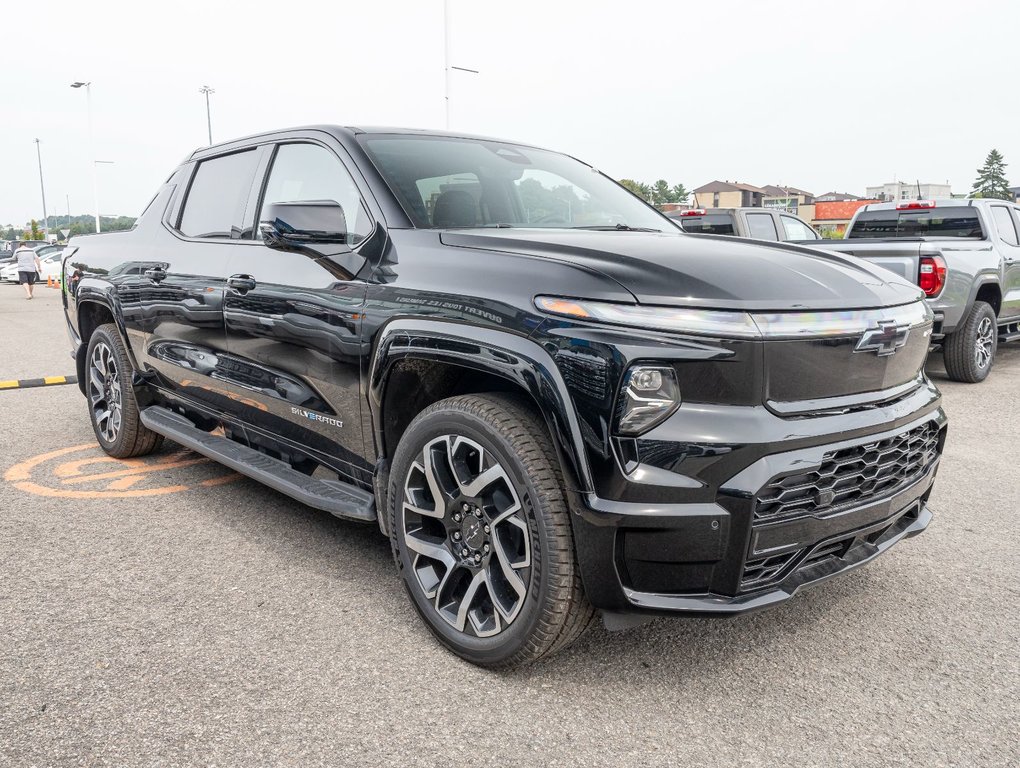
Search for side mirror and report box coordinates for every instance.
[260,200,348,252]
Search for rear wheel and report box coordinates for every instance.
[388,393,594,668]
[85,324,163,458]
[943,301,997,383]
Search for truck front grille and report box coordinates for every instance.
[754,421,941,521]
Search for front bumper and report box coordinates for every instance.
[570,383,947,617]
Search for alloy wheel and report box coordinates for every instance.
[88,341,123,443]
[975,316,994,370]
[401,435,531,638]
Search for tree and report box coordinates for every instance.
[670,184,689,204]
[619,179,650,201]
[971,149,1011,200]
[29,220,44,240]
[651,179,673,206]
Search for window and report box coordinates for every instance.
[360,136,667,231]
[990,206,1019,246]
[780,215,818,241]
[849,207,984,239]
[676,213,736,235]
[179,150,260,239]
[259,143,373,245]
[746,213,779,240]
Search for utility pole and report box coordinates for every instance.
[199,85,214,145]
[443,1,478,129]
[34,139,49,240]
[70,81,101,233]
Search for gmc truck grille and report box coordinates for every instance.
[754,422,941,521]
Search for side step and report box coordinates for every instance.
[139,406,376,522]
[998,320,1020,344]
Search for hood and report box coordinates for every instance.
[440,229,923,311]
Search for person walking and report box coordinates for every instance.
[14,241,41,300]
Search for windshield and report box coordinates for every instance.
[359,135,669,231]
[849,206,984,239]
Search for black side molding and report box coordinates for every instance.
[139,406,375,523]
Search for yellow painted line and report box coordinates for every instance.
[43,376,66,385]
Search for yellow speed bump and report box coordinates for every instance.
[0,375,78,390]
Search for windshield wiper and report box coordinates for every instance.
[571,224,661,233]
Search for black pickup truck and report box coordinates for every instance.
[62,126,947,667]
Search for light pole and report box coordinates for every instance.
[70,81,101,233]
[199,85,214,145]
[443,0,478,129]
[34,139,49,240]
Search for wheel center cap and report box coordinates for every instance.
[461,517,485,549]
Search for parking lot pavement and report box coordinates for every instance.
[1,287,1017,767]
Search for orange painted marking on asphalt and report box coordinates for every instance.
[4,443,237,499]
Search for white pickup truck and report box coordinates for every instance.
[810,199,1020,383]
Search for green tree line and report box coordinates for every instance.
[618,179,689,206]
[2,214,136,241]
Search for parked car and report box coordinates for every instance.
[810,199,1020,382]
[668,207,820,241]
[2,248,64,282]
[63,126,947,667]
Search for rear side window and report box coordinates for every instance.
[990,206,1019,246]
[849,206,984,239]
[781,215,817,240]
[178,150,260,239]
[678,213,736,235]
[745,213,778,240]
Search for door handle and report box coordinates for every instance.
[227,274,257,292]
[144,266,167,282]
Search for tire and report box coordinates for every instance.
[84,323,164,458]
[388,393,595,668]
[943,301,997,383]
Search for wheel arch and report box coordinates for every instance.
[368,320,593,533]
[971,280,1002,317]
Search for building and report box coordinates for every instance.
[811,199,880,236]
[865,181,952,202]
[692,181,765,209]
[1010,186,1020,204]
[761,185,814,214]
[815,191,861,202]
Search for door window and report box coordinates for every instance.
[990,206,1019,246]
[258,143,373,245]
[178,150,260,239]
[746,213,779,240]
[780,215,817,241]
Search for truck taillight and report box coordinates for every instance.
[680,209,706,216]
[897,200,936,210]
[918,255,946,296]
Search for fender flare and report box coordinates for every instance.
[73,281,140,392]
[368,318,594,496]
[965,274,1003,318]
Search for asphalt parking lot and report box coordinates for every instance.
[1,284,1017,767]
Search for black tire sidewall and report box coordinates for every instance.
[389,406,559,666]
[85,325,138,455]
[946,301,997,383]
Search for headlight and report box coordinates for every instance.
[617,365,681,435]
[535,296,759,338]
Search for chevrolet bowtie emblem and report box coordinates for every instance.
[854,320,911,357]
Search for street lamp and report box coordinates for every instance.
[199,85,214,145]
[443,0,479,129]
[70,81,101,234]
[34,139,49,240]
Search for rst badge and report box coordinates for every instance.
[854,320,911,357]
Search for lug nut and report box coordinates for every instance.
[474,553,482,563]
[483,543,490,553]
[483,525,490,534]
[474,509,482,518]
[453,532,461,541]
[461,548,469,557]
[453,513,461,522]
[462,502,470,512]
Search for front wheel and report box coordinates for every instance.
[388,393,594,668]
[943,301,997,383]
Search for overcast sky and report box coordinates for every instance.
[2,0,1018,226]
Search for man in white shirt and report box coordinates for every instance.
[14,242,42,300]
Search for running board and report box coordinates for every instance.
[998,324,1020,344]
[139,406,376,522]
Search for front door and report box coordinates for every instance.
[991,205,1020,319]
[222,141,377,484]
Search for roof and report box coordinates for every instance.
[816,192,861,202]
[693,180,765,194]
[761,185,813,197]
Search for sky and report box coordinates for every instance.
[2,0,1018,227]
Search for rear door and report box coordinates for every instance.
[119,147,265,413]
[744,212,779,240]
[778,214,819,242]
[222,138,377,483]
[988,204,1020,318]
